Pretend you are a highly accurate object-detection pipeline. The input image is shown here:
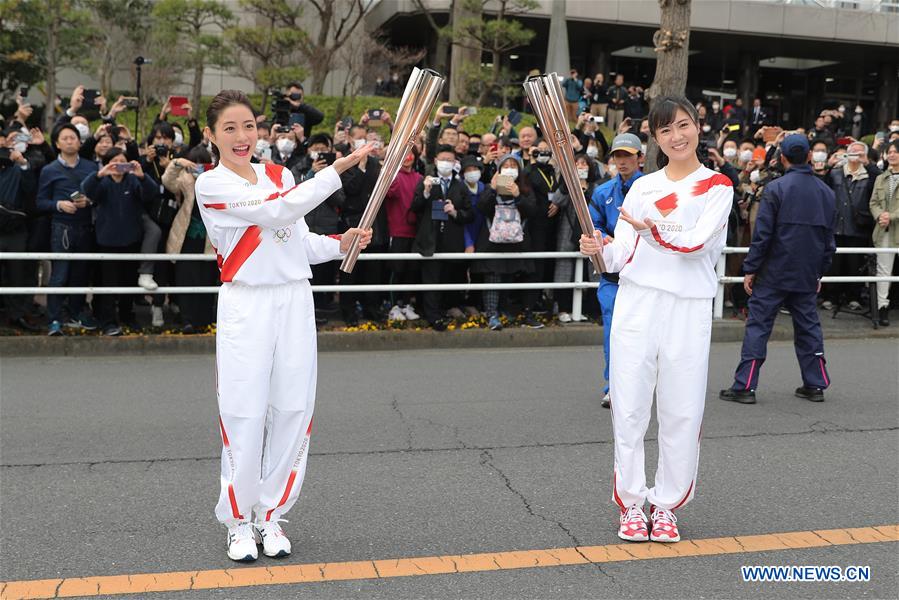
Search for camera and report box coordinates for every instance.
[270,90,291,127]
[153,144,170,158]
[590,115,605,124]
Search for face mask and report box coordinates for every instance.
[255,140,270,154]
[577,167,589,180]
[174,131,184,146]
[536,155,551,164]
[812,151,828,163]
[13,141,26,153]
[749,169,761,184]
[75,123,90,142]
[723,147,737,159]
[353,138,366,150]
[586,145,599,158]
[890,126,899,133]
[607,164,618,177]
[500,167,518,179]
[464,170,481,184]
[276,138,295,154]
[702,124,711,133]
[436,160,454,177]
[739,150,753,163]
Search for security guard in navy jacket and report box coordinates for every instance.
[720,135,837,404]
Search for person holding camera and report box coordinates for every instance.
[293,133,346,319]
[472,153,539,330]
[410,145,474,330]
[0,124,42,331]
[562,69,583,124]
[426,103,469,162]
[284,82,324,129]
[163,146,219,333]
[37,123,99,335]
[81,149,158,336]
[606,74,628,133]
[524,138,560,312]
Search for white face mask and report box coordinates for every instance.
[536,155,551,164]
[276,138,295,154]
[74,123,90,142]
[436,160,454,177]
[500,167,518,179]
[174,131,184,146]
[739,150,753,163]
[464,170,481,184]
[607,164,618,177]
[702,124,711,133]
[577,167,589,180]
[812,151,828,163]
[749,169,761,184]
[255,140,270,155]
[723,147,737,159]
[586,145,599,158]
[890,125,899,133]
[353,138,366,150]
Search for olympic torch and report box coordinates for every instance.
[340,67,446,273]
[523,74,606,274]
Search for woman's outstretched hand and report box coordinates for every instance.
[617,207,654,231]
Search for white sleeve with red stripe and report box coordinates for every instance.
[301,223,344,265]
[601,188,640,273]
[196,165,343,229]
[637,175,732,260]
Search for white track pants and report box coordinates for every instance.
[609,281,710,511]
[215,280,317,526]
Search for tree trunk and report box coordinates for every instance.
[45,9,59,132]
[192,59,204,115]
[310,59,330,95]
[449,0,480,103]
[643,0,692,173]
[477,49,501,107]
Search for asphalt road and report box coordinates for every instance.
[1,338,897,599]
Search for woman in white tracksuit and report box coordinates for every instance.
[580,96,733,543]
[195,90,374,562]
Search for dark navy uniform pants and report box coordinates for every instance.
[731,283,830,391]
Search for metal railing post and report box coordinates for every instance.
[572,257,584,322]
[714,253,726,320]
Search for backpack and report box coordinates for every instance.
[488,200,524,244]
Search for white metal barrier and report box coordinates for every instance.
[1,249,897,322]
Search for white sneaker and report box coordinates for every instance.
[558,312,572,323]
[226,522,258,561]
[847,300,862,311]
[151,306,164,327]
[138,274,158,290]
[821,300,834,310]
[254,520,291,558]
[401,305,421,320]
[388,305,406,321]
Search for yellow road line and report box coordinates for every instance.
[2,525,896,599]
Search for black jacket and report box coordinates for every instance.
[827,164,881,238]
[410,176,473,256]
[340,156,388,246]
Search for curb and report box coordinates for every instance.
[1,321,895,357]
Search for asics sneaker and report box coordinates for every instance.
[618,504,649,542]
[649,505,680,542]
[227,522,258,561]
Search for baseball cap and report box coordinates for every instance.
[781,134,810,163]
[610,133,642,155]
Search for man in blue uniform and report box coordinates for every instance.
[589,133,643,409]
[720,134,836,404]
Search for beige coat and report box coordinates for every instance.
[163,161,215,255]
[869,168,899,247]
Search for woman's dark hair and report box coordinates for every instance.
[206,89,255,133]
[648,95,701,169]
[187,144,212,165]
[100,147,125,165]
[205,90,256,158]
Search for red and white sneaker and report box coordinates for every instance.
[649,505,680,542]
[618,504,649,542]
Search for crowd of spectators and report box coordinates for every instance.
[1,72,897,335]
